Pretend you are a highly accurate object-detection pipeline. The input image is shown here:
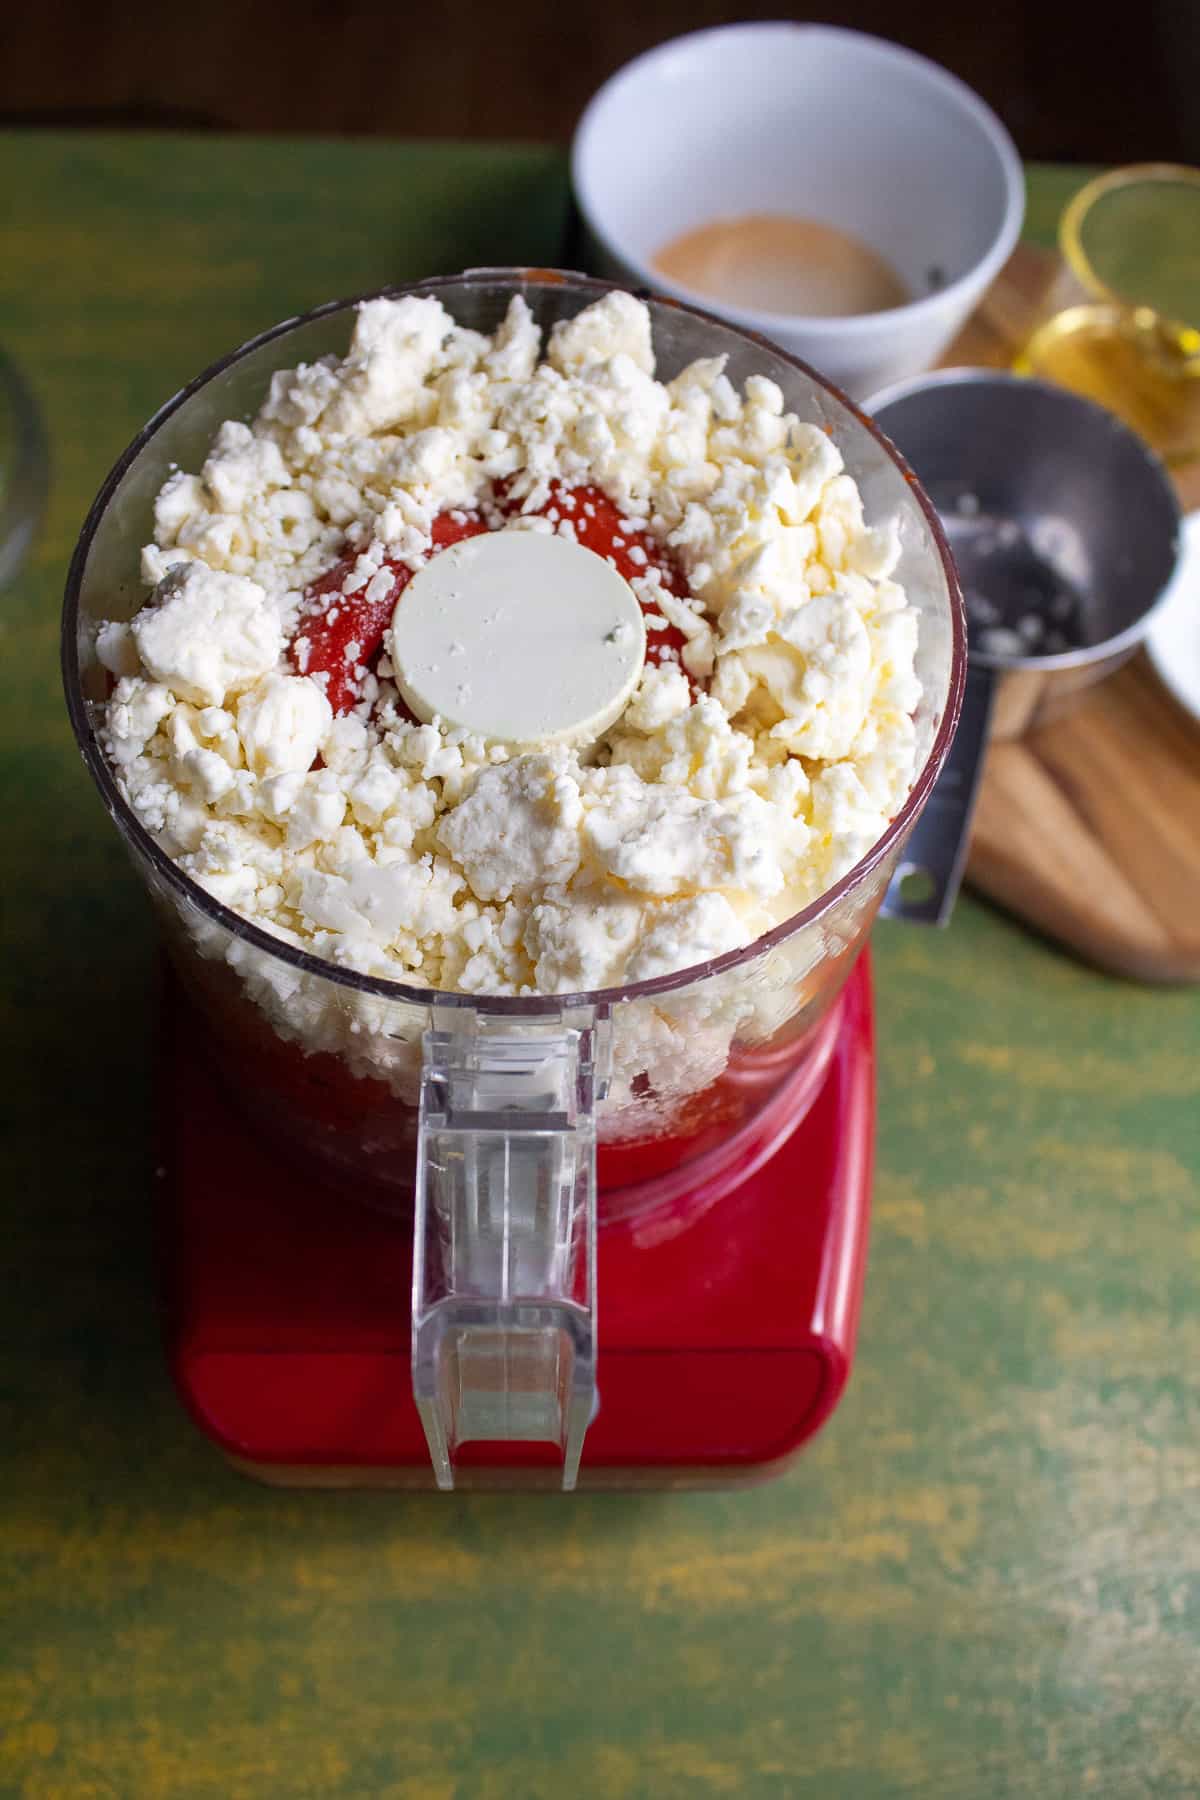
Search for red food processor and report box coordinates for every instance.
[63,273,966,1491]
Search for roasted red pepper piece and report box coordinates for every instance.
[523,481,697,677]
[289,481,703,718]
[289,510,488,715]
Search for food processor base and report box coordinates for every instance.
[161,956,875,1490]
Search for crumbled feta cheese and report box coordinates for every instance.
[582,767,784,901]
[548,291,654,376]
[202,420,289,514]
[131,563,281,707]
[626,893,747,983]
[236,673,333,777]
[95,619,140,678]
[437,753,583,901]
[622,663,693,733]
[96,289,924,1116]
[527,888,645,993]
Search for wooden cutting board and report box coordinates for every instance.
[940,244,1200,983]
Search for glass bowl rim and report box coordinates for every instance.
[1061,161,1200,325]
[0,345,50,588]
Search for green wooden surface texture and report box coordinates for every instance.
[2,137,1198,1799]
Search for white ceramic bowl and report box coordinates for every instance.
[572,23,1025,399]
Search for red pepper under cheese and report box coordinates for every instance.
[288,484,700,718]
[288,512,488,714]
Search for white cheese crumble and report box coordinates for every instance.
[236,673,333,777]
[130,563,282,708]
[98,290,922,1108]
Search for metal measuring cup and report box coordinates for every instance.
[871,368,1181,923]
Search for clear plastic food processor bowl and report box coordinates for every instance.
[63,272,965,1488]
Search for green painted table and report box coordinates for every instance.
[2,138,1198,1799]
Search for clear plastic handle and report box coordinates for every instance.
[411,1003,606,1490]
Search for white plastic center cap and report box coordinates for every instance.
[388,529,647,745]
